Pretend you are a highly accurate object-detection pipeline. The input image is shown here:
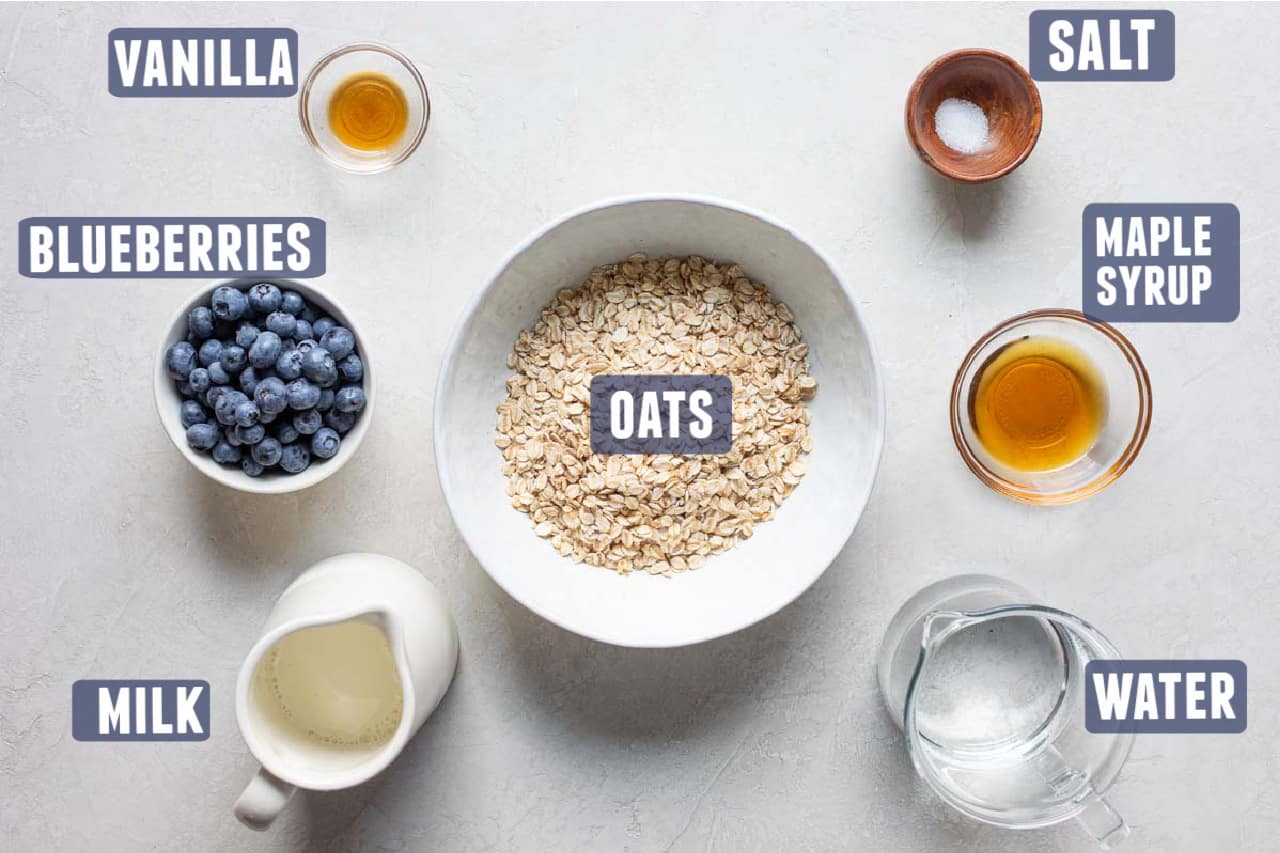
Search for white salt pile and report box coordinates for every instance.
[934,98,990,154]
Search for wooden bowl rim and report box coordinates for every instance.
[904,48,1043,184]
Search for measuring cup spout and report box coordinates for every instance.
[920,610,973,648]
[1076,795,1130,849]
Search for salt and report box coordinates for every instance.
[934,98,990,154]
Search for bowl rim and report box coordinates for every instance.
[298,41,431,175]
[153,277,375,495]
[948,308,1152,506]
[433,192,887,647]
[904,47,1044,184]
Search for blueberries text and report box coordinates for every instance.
[19,218,326,278]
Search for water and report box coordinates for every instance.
[915,614,1069,758]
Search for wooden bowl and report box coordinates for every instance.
[905,49,1042,183]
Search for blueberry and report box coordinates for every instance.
[293,409,323,435]
[211,286,249,321]
[188,367,211,395]
[259,408,278,425]
[299,304,319,324]
[177,381,195,397]
[295,338,319,354]
[207,362,231,386]
[212,440,242,465]
[320,327,356,360]
[275,422,300,445]
[285,378,321,410]
[249,331,283,369]
[239,366,259,395]
[234,400,261,427]
[338,354,363,383]
[301,348,338,386]
[280,442,311,473]
[281,291,305,316]
[312,316,336,338]
[265,311,297,338]
[185,422,219,450]
[165,341,197,380]
[236,322,261,349]
[252,438,283,467]
[253,376,288,415]
[215,390,249,426]
[242,458,266,477]
[325,410,357,434]
[311,427,341,459]
[180,400,206,428]
[275,348,304,381]
[188,305,216,339]
[236,423,266,445]
[219,345,248,374]
[248,282,283,315]
[198,338,222,367]
[334,386,366,414]
[315,388,336,412]
[294,319,313,341]
[224,426,243,447]
[205,384,231,408]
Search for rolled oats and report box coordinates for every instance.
[496,255,816,576]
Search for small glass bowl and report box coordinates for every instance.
[950,309,1152,505]
[299,43,430,174]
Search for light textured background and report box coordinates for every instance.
[2,2,1277,851]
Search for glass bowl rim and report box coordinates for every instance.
[298,41,431,175]
[949,308,1152,506]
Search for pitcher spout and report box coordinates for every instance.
[920,610,975,649]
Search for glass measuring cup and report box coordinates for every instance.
[877,575,1135,848]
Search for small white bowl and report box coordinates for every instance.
[154,278,375,495]
[435,195,885,647]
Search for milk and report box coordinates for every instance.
[254,618,403,750]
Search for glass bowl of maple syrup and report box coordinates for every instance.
[950,309,1152,505]
[299,43,429,174]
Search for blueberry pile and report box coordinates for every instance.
[165,283,366,478]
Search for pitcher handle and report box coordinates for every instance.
[1030,747,1130,849]
[234,767,296,831]
[1076,795,1130,850]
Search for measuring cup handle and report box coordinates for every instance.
[234,767,296,831]
[1076,795,1130,849]
[1030,747,1130,849]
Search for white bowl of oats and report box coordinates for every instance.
[435,195,884,647]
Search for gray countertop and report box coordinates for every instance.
[2,2,1276,851]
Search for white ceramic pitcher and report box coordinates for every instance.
[233,553,459,830]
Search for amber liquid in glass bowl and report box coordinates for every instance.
[299,43,430,174]
[969,337,1107,472]
[950,309,1151,505]
[328,72,409,151]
